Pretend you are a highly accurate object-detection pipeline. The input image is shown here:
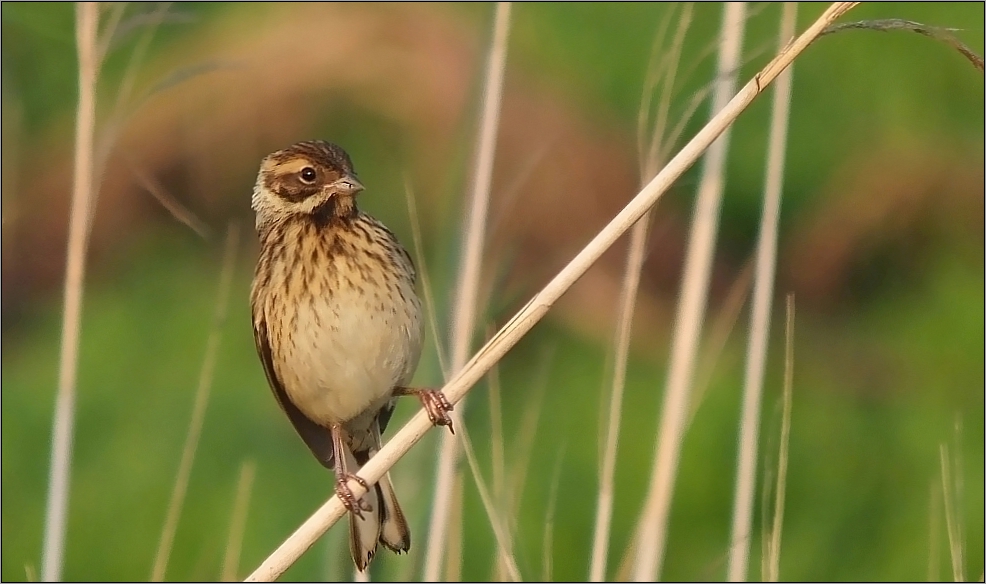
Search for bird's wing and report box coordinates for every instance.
[253,315,335,469]
[377,398,397,435]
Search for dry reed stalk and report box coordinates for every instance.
[634,6,681,180]
[414,166,518,582]
[457,420,522,581]
[821,19,984,72]
[687,260,752,427]
[505,348,553,520]
[443,474,465,582]
[590,6,693,581]
[104,4,168,115]
[589,164,652,582]
[949,419,967,583]
[727,3,797,580]
[542,450,566,582]
[44,5,179,579]
[316,515,346,581]
[403,179,450,376]
[763,293,795,582]
[632,2,748,580]
[93,4,173,228]
[151,223,241,581]
[928,481,942,582]
[488,364,511,581]
[423,3,512,579]
[94,2,126,63]
[222,460,258,582]
[489,364,506,507]
[451,362,520,582]
[403,177,462,581]
[940,442,966,582]
[491,351,552,580]
[243,5,858,580]
[41,4,100,581]
[130,161,212,239]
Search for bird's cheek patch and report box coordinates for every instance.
[272,180,319,203]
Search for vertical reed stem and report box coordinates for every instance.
[632,3,747,580]
[727,3,797,580]
[42,3,100,580]
[422,3,512,580]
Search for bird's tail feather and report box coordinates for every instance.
[377,470,410,553]
[346,424,411,572]
[344,442,381,572]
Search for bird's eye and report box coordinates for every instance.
[299,167,317,183]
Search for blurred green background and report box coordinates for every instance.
[2,2,983,581]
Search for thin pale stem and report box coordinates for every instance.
[688,260,753,428]
[443,475,464,583]
[489,365,506,508]
[423,2,512,580]
[950,418,966,583]
[243,6,858,579]
[222,460,258,582]
[507,349,554,519]
[542,450,566,582]
[589,216,650,583]
[458,421,522,581]
[151,224,240,581]
[940,443,966,582]
[645,4,694,179]
[42,4,100,581]
[591,10,696,579]
[130,161,212,239]
[403,178,450,376]
[765,293,795,582]
[488,365,510,580]
[592,9,694,579]
[632,3,748,580]
[93,3,172,227]
[635,6,677,180]
[728,3,797,580]
[928,481,942,582]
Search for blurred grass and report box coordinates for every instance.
[2,2,983,581]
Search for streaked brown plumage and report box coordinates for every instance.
[249,140,452,571]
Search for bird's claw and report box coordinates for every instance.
[335,473,371,518]
[419,390,454,434]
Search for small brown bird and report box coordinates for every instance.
[249,140,453,571]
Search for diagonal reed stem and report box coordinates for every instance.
[42,4,100,581]
[423,2,512,580]
[244,5,858,580]
[727,3,797,580]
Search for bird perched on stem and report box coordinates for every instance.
[249,140,453,571]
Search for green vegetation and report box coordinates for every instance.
[2,3,982,581]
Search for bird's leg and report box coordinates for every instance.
[393,386,454,433]
[330,423,371,518]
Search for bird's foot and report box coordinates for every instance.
[395,387,455,433]
[335,472,371,518]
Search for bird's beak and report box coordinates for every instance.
[331,174,364,196]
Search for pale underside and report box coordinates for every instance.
[271,280,422,437]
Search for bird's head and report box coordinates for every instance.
[252,140,364,228]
